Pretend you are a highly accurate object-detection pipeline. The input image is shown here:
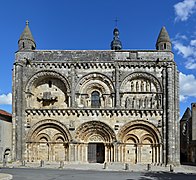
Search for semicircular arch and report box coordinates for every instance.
[25,70,70,93]
[36,133,51,142]
[120,72,162,93]
[75,121,116,143]
[124,134,139,144]
[75,72,115,94]
[117,120,162,144]
[27,119,72,142]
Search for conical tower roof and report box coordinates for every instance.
[156,26,171,45]
[181,107,192,121]
[19,20,35,43]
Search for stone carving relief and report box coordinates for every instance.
[88,135,103,142]
[76,73,114,108]
[125,94,162,109]
[121,72,162,93]
[121,73,162,110]
[26,77,69,109]
[37,91,58,106]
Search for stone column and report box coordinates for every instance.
[84,144,88,162]
[160,145,163,164]
[122,145,125,162]
[65,144,69,161]
[114,144,119,162]
[75,144,78,162]
[105,145,110,162]
[118,144,121,162]
[111,145,114,162]
[77,144,81,162]
[152,145,155,164]
[157,145,160,164]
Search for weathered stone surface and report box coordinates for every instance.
[12,26,179,165]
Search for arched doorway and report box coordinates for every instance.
[88,142,105,163]
[75,121,116,163]
[27,119,71,162]
[118,120,162,164]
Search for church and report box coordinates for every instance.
[12,21,180,165]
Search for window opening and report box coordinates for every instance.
[91,91,100,108]
[48,80,52,88]
[164,43,166,49]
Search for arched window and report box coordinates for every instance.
[91,91,100,108]
[48,80,52,88]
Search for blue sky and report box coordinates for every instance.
[0,0,196,118]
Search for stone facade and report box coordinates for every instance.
[0,110,12,163]
[12,22,180,165]
[180,103,196,163]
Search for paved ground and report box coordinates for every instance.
[1,167,196,180]
[1,162,196,180]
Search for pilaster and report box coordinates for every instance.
[115,64,120,108]
[70,64,76,107]
[13,61,24,161]
[162,68,167,164]
[69,143,75,161]
[166,65,174,164]
[174,68,180,164]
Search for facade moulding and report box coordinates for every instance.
[25,108,163,117]
[24,60,175,70]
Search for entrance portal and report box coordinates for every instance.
[88,143,105,163]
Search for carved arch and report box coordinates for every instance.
[27,119,72,142]
[75,121,116,143]
[52,133,65,142]
[75,72,115,94]
[36,133,51,142]
[120,72,162,93]
[25,70,70,93]
[124,134,139,144]
[140,134,155,144]
[117,120,162,144]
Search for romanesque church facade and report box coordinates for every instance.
[12,21,180,165]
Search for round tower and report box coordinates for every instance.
[111,28,122,50]
[156,26,171,51]
[18,20,36,51]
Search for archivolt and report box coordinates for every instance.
[117,120,162,144]
[120,72,162,93]
[75,121,116,143]
[25,70,70,93]
[75,72,115,94]
[26,119,72,142]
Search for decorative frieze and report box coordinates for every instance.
[25,108,163,117]
[25,60,175,70]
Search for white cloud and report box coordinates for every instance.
[173,36,196,69]
[180,95,188,102]
[174,0,196,21]
[173,41,194,58]
[179,72,196,101]
[190,39,196,46]
[185,58,196,69]
[0,93,12,105]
